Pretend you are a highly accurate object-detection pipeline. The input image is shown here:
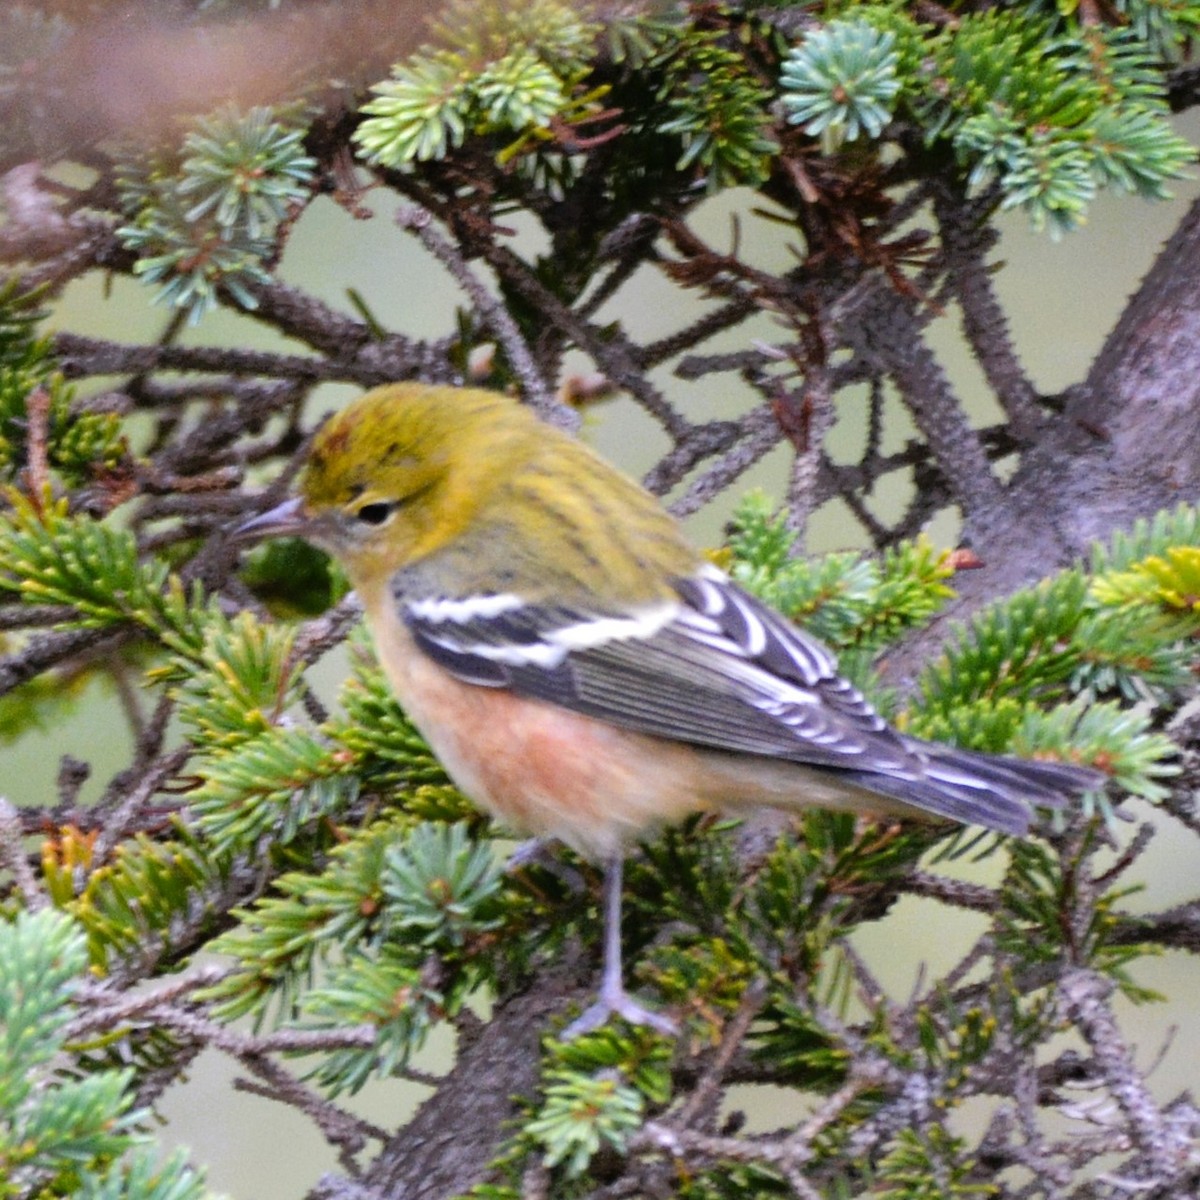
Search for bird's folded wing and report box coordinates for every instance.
[400,568,920,776]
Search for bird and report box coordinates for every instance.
[235,382,1104,1036]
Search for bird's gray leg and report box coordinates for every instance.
[561,854,677,1039]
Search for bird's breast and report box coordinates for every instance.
[359,587,715,860]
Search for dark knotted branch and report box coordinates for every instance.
[933,183,1046,441]
[0,798,46,909]
[1061,190,1200,539]
[641,414,749,497]
[779,351,835,546]
[664,404,782,515]
[1158,702,1200,838]
[73,972,388,1173]
[336,962,590,1200]
[0,166,125,294]
[644,295,763,370]
[1112,902,1200,955]
[0,602,79,629]
[241,277,438,379]
[394,204,568,426]
[0,625,133,698]
[842,280,1004,520]
[638,193,991,546]
[482,240,693,440]
[579,214,661,321]
[12,221,121,295]
[53,333,331,386]
[1058,969,1194,1187]
[90,746,194,863]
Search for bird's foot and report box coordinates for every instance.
[506,836,553,871]
[561,981,678,1040]
[505,838,586,892]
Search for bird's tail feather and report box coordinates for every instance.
[836,742,1105,836]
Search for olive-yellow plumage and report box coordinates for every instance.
[299,384,697,606]
[238,382,1104,1035]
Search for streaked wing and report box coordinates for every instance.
[398,569,1101,835]
[401,568,918,775]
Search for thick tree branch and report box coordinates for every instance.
[331,965,588,1200]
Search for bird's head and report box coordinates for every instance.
[235,383,537,584]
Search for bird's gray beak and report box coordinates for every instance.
[232,495,311,543]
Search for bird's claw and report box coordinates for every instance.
[561,985,678,1040]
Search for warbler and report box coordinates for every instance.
[237,383,1103,1035]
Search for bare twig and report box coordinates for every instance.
[0,797,46,909]
[482,242,692,439]
[671,978,766,1131]
[396,205,569,427]
[1058,968,1192,1185]
[934,183,1045,440]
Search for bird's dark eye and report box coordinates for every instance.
[354,501,394,526]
